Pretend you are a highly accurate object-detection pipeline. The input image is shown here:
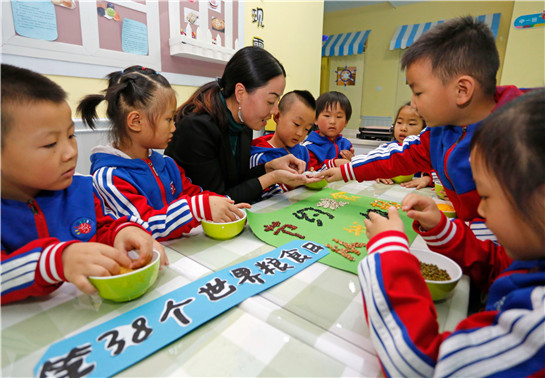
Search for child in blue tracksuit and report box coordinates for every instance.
[359,88,545,377]
[1,64,159,304]
[250,90,316,199]
[302,91,353,171]
[320,18,527,222]
[80,66,249,242]
[375,102,434,189]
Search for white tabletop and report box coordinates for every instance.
[1,180,469,377]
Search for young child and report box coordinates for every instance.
[250,90,316,198]
[321,17,527,221]
[79,66,249,242]
[358,88,545,376]
[303,91,354,171]
[375,102,433,189]
[1,64,162,304]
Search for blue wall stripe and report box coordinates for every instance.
[322,30,370,56]
[337,33,352,56]
[391,14,500,50]
[394,25,408,49]
[347,31,360,55]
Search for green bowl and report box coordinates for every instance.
[391,174,414,184]
[411,248,462,302]
[437,203,457,218]
[305,178,328,190]
[435,183,447,200]
[201,210,247,240]
[89,250,160,302]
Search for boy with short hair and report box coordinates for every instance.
[250,90,316,199]
[303,91,354,171]
[321,17,526,221]
[1,64,163,304]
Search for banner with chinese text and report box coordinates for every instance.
[35,240,328,377]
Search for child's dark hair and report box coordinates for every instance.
[470,89,545,234]
[1,64,67,147]
[278,90,316,113]
[394,102,427,128]
[176,46,286,130]
[401,16,499,98]
[77,65,174,147]
[316,91,352,121]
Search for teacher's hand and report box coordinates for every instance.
[273,170,318,188]
[265,155,306,174]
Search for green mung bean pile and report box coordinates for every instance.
[420,262,451,281]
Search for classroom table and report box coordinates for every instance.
[1,180,470,377]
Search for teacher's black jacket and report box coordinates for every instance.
[164,112,266,204]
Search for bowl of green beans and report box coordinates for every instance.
[410,248,462,302]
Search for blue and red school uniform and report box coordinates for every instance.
[250,133,310,199]
[358,215,545,377]
[341,86,525,221]
[91,146,221,242]
[302,131,352,171]
[1,175,146,303]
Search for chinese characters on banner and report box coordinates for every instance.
[35,240,328,378]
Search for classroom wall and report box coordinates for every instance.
[500,0,545,87]
[243,0,323,97]
[243,0,324,130]
[323,1,516,126]
[45,75,199,120]
[38,0,323,172]
[48,0,323,121]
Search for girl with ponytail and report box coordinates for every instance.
[79,66,249,242]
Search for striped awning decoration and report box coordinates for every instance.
[322,30,371,57]
[389,13,501,50]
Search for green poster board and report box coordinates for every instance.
[247,188,417,274]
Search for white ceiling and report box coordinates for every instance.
[324,0,424,14]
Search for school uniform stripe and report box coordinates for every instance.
[94,167,141,219]
[94,167,124,217]
[1,251,41,294]
[1,249,41,274]
[359,254,435,376]
[127,216,150,230]
[469,221,497,242]
[1,271,35,296]
[93,182,118,218]
[366,235,409,255]
[261,184,283,200]
[153,213,193,238]
[148,202,194,239]
[196,194,205,220]
[39,243,65,284]
[47,243,63,282]
[422,219,457,247]
[436,287,545,376]
[348,136,421,176]
[250,152,264,168]
[146,202,191,230]
[342,163,356,182]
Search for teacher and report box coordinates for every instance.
[165,46,314,203]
